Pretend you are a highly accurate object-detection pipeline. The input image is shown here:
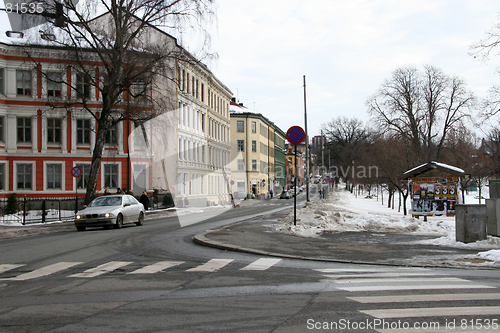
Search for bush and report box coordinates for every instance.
[5,193,19,215]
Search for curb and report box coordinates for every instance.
[193,220,500,270]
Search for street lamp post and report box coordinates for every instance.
[303,75,310,201]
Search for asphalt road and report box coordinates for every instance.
[1,195,500,332]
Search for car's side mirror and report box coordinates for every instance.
[124,203,131,207]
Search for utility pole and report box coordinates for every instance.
[303,75,310,202]
[321,130,324,175]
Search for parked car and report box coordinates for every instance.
[74,194,145,231]
[280,190,291,199]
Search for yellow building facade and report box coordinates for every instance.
[229,101,277,199]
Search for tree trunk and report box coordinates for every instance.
[84,116,109,204]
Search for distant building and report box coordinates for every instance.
[229,100,284,199]
[311,135,326,151]
[274,127,286,194]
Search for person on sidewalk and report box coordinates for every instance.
[270,189,273,199]
[140,191,149,210]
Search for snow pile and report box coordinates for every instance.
[478,249,500,262]
[273,189,453,237]
[273,188,500,265]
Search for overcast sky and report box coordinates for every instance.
[207,0,500,138]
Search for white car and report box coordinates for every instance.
[74,194,145,231]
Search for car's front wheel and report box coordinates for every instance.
[114,214,123,229]
[135,212,144,226]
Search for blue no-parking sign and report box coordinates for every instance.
[286,126,305,145]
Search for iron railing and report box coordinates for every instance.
[0,193,175,225]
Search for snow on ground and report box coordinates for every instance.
[273,187,500,265]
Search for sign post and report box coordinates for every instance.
[286,126,305,226]
[72,166,82,213]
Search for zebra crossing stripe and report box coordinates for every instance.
[240,258,281,271]
[349,292,500,303]
[128,261,184,274]
[69,261,133,278]
[1,262,83,281]
[187,259,234,272]
[0,264,24,274]
[378,329,479,333]
[315,267,428,273]
[362,305,500,318]
[324,271,442,278]
[336,284,495,292]
[333,277,467,284]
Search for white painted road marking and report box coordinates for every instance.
[128,261,184,274]
[187,259,234,272]
[362,305,500,318]
[1,262,82,281]
[240,258,282,271]
[69,261,132,278]
[349,292,500,303]
[0,264,24,274]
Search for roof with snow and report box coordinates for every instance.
[403,161,466,179]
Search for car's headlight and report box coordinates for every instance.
[99,213,114,218]
[76,215,82,219]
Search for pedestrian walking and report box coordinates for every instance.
[140,191,149,210]
[270,189,273,198]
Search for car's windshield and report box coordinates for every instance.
[89,197,122,207]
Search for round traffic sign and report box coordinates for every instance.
[286,126,305,145]
[71,166,82,178]
[230,180,235,185]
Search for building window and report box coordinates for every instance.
[200,174,205,194]
[0,68,4,95]
[76,164,90,189]
[237,140,244,152]
[76,73,90,99]
[46,164,62,189]
[103,164,118,188]
[105,124,118,144]
[17,117,31,143]
[16,70,31,96]
[252,159,257,171]
[77,119,91,144]
[17,163,32,189]
[47,72,62,98]
[251,121,256,133]
[0,163,4,190]
[0,116,4,142]
[252,140,257,152]
[47,118,61,143]
[237,120,244,133]
[237,159,244,171]
[131,81,148,101]
[237,179,245,193]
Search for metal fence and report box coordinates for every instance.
[0,193,175,225]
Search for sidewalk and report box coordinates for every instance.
[194,206,499,269]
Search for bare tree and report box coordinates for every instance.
[369,134,414,215]
[367,65,475,163]
[321,116,371,189]
[20,0,215,203]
